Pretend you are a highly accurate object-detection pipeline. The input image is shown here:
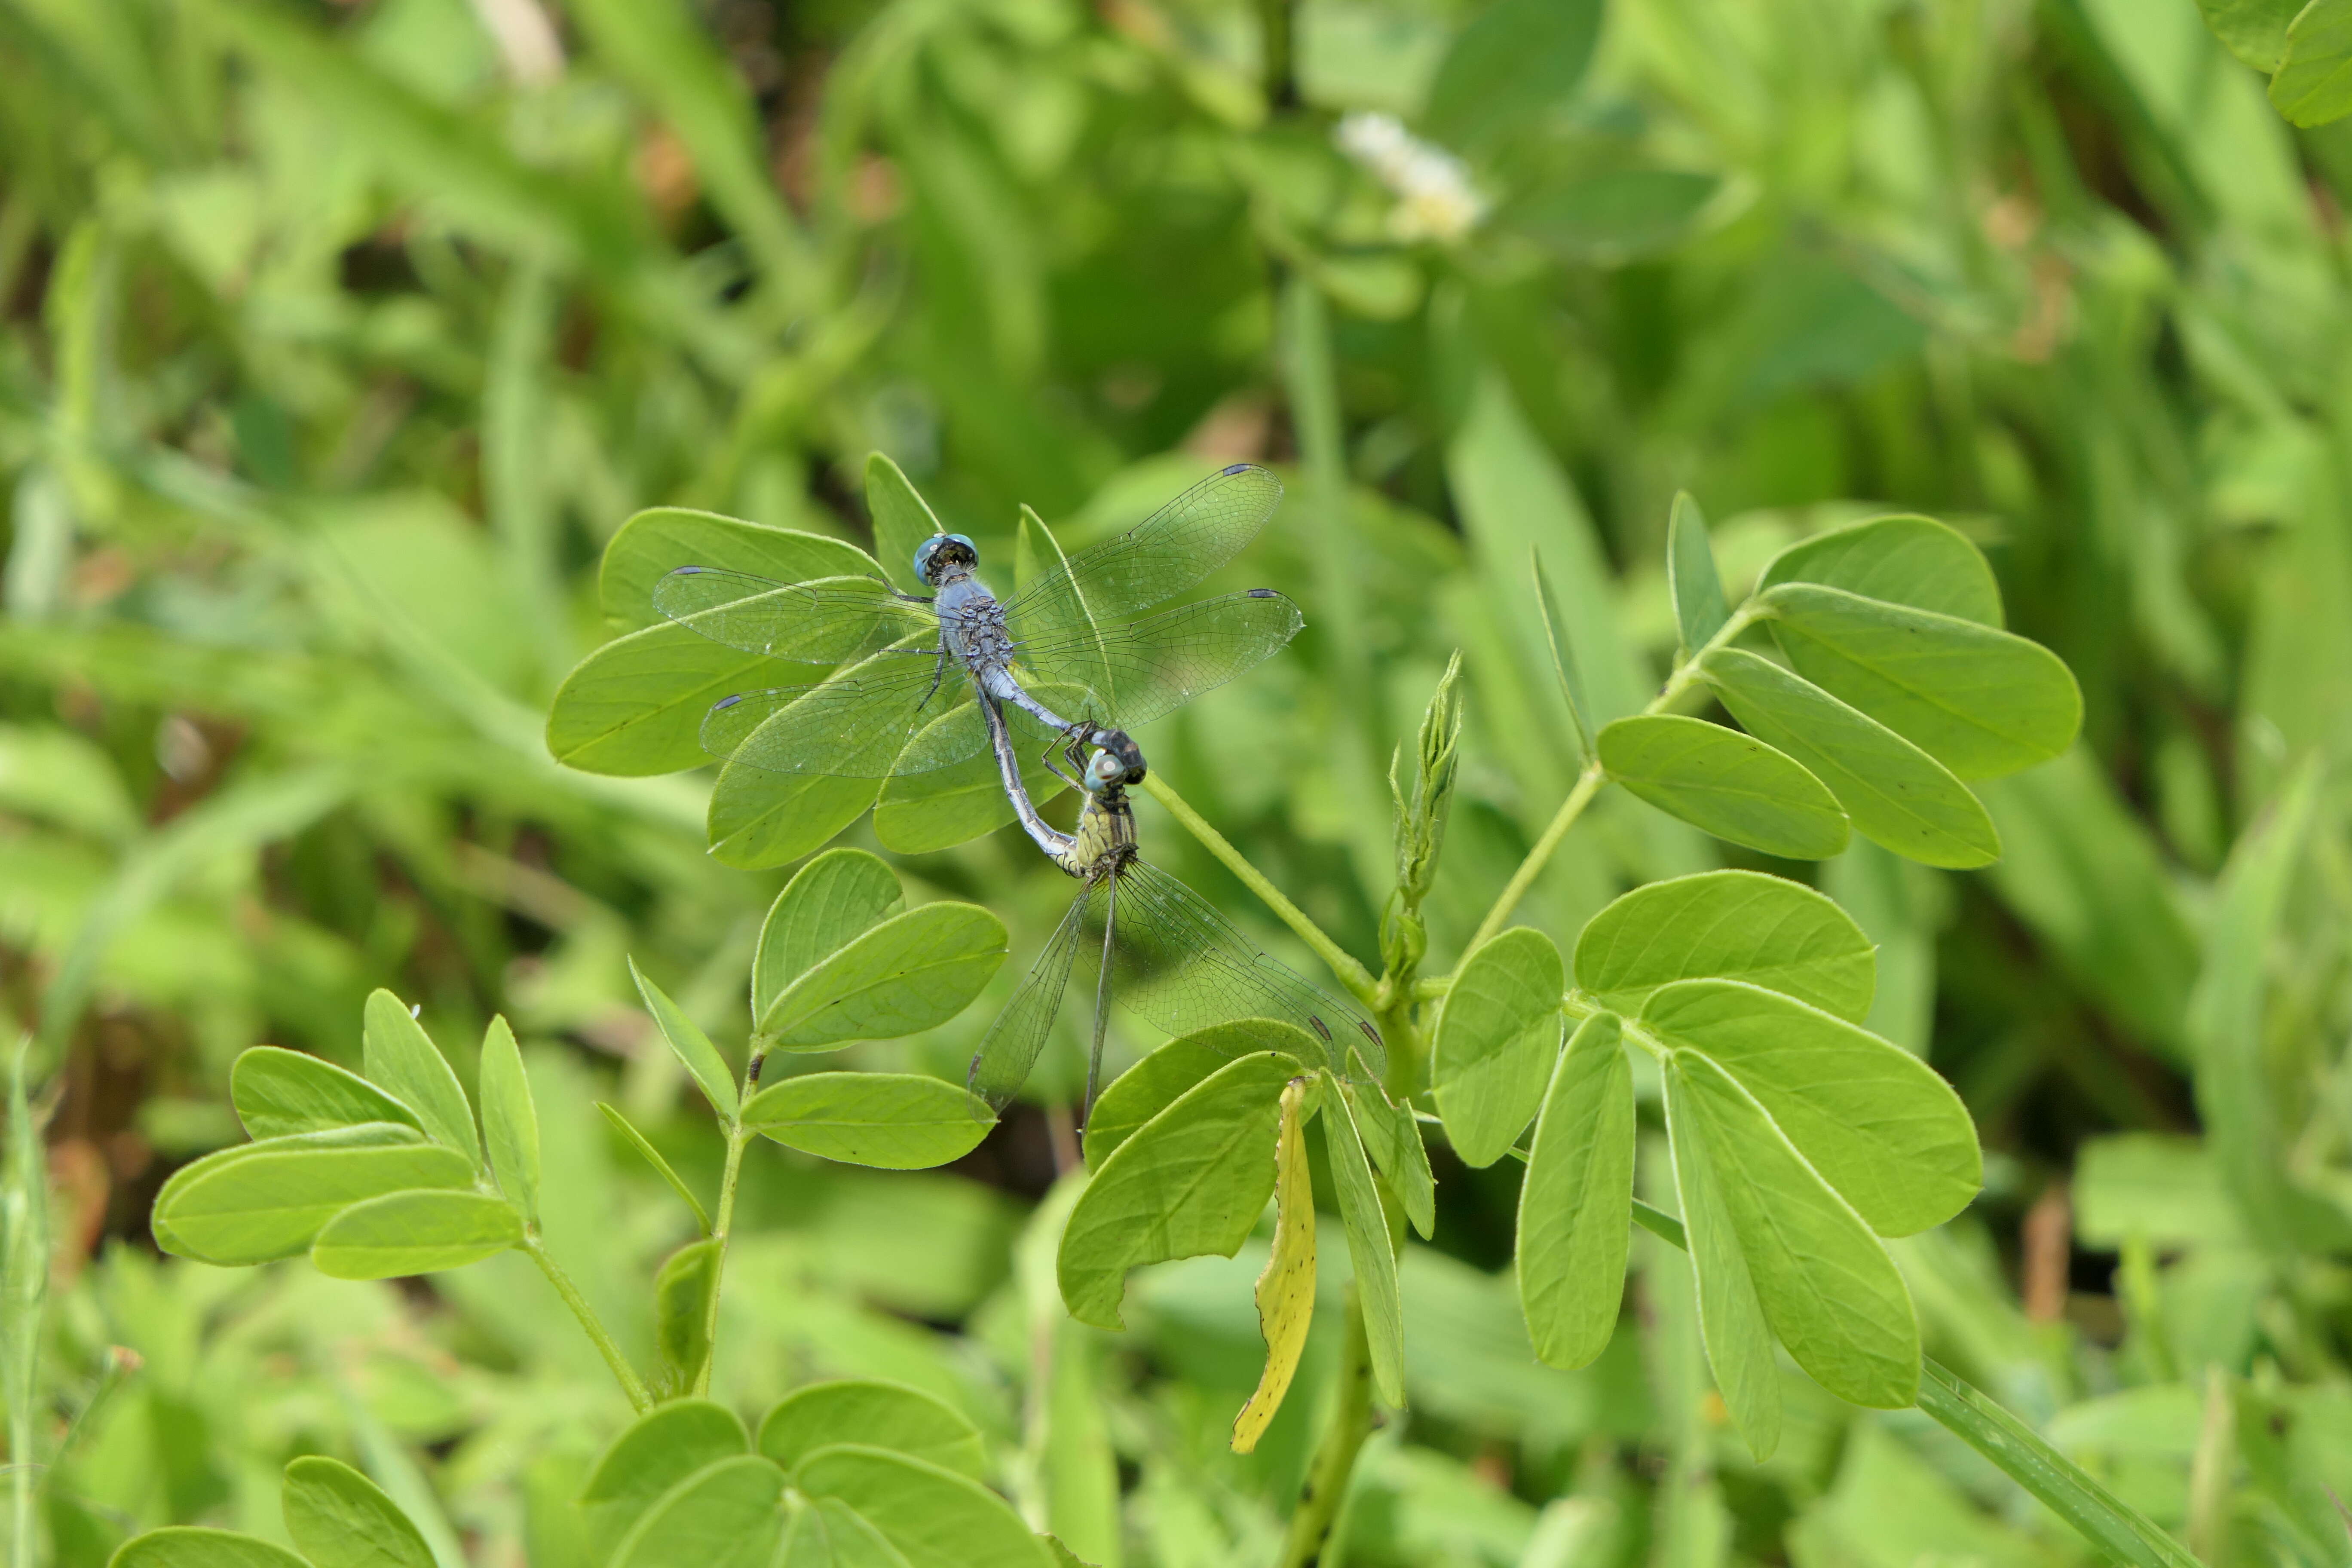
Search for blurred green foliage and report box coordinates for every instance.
[1,0,2351,1562]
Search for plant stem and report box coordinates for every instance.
[523,1236,651,1413]
[1625,1200,2201,1568]
[1140,773,1377,1002]
[1276,1288,1375,1568]
[695,1123,751,1399]
[1461,763,1605,956]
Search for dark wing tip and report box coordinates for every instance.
[670,565,705,576]
[1221,462,1254,476]
[713,694,744,710]
[1246,587,1277,598]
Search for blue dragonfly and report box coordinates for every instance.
[652,464,1300,788]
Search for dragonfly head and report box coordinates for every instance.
[1087,729,1146,788]
[913,533,979,586]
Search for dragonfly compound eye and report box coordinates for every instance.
[913,533,979,584]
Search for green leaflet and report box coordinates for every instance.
[1432,928,1565,1168]
[108,1528,308,1568]
[1666,491,1730,657]
[758,1381,989,1481]
[230,1046,423,1140]
[2272,0,2352,125]
[794,1446,1053,1568]
[631,958,740,1118]
[1702,648,1999,868]
[707,760,880,871]
[2196,0,2299,71]
[1421,0,1601,149]
[871,700,1071,855]
[782,1499,907,1568]
[757,903,1007,1050]
[1516,1014,1633,1371]
[1758,513,2003,627]
[545,622,818,777]
[1573,869,1875,1021]
[598,1102,713,1234]
[654,1239,720,1396]
[1759,583,2081,779]
[611,1455,790,1568]
[1324,1080,1406,1407]
[597,506,882,631]
[753,850,904,1019]
[477,1017,540,1226]
[865,453,947,595]
[583,1401,751,1544]
[1596,714,1850,860]
[1667,1052,1920,1412]
[1662,1056,1782,1461]
[1345,1080,1437,1240]
[361,989,480,1162]
[1084,1022,1325,1166]
[1641,979,1980,1237]
[152,1126,472,1265]
[310,1189,523,1278]
[283,1456,435,1568]
[739,1072,993,1169]
[1058,1051,1299,1329]
[1233,1079,1315,1454]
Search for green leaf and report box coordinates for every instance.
[1596,715,1850,860]
[230,1047,423,1140]
[1345,1080,1437,1240]
[782,1500,906,1568]
[1667,491,1730,657]
[754,850,904,1023]
[282,1456,435,1568]
[707,763,880,871]
[2195,0,2302,71]
[865,453,947,596]
[871,702,1070,855]
[1660,1058,1782,1461]
[583,1401,750,1523]
[599,508,883,631]
[629,957,739,1117]
[739,1072,993,1169]
[310,1189,523,1278]
[1323,1078,1406,1407]
[477,1017,540,1227]
[1082,1021,1327,1166]
[1642,980,1979,1236]
[1758,514,2003,626]
[654,1239,720,1396]
[794,1446,1054,1568]
[1574,869,1876,1022]
[598,1102,712,1234]
[1421,0,1600,148]
[611,1455,790,1568]
[757,903,1008,1050]
[1233,1078,1316,1454]
[1759,583,2082,779]
[109,1529,309,1568]
[1507,170,1721,264]
[2272,0,2352,125]
[361,990,480,1162]
[1666,1051,1920,1411]
[1516,1014,1633,1371]
[1058,1051,1300,1329]
[152,1126,472,1265]
[547,621,814,777]
[758,1381,988,1481]
[1531,550,1595,763]
[1702,648,2000,868]
[1432,928,1565,1167]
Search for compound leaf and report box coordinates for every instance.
[739,1072,993,1169]
[1516,1014,1633,1371]
[1758,514,2002,626]
[759,1382,987,1481]
[230,1047,423,1140]
[310,1189,522,1278]
[1432,928,1565,1167]
[1597,714,1849,860]
[759,903,1007,1050]
[361,990,480,1163]
[753,850,904,1023]
[1574,869,1875,1022]
[282,1457,434,1568]
[153,1127,471,1265]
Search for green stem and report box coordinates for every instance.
[1625,1201,2201,1568]
[1140,772,1377,1002]
[1276,1288,1375,1568]
[523,1236,652,1413]
[695,1124,751,1398]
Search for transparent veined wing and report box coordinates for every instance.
[1004,463,1283,639]
[704,646,991,780]
[968,879,1099,1112]
[1013,589,1303,732]
[1101,860,1385,1083]
[655,568,931,664]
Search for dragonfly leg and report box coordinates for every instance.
[1038,734,1081,793]
[915,643,950,712]
[1083,873,1118,1130]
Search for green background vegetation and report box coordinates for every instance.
[0,0,2349,1562]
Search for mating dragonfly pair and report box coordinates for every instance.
[656,462,1383,1119]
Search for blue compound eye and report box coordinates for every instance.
[913,533,979,582]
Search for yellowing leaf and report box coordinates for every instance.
[1233,1078,1316,1453]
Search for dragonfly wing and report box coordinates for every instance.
[969,880,1101,1111]
[655,568,931,662]
[1004,463,1282,634]
[1017,590,1304,730]
[704,648,968,779]
[1103,859,1384,1082]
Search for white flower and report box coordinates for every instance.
[1334,112,1488,244]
